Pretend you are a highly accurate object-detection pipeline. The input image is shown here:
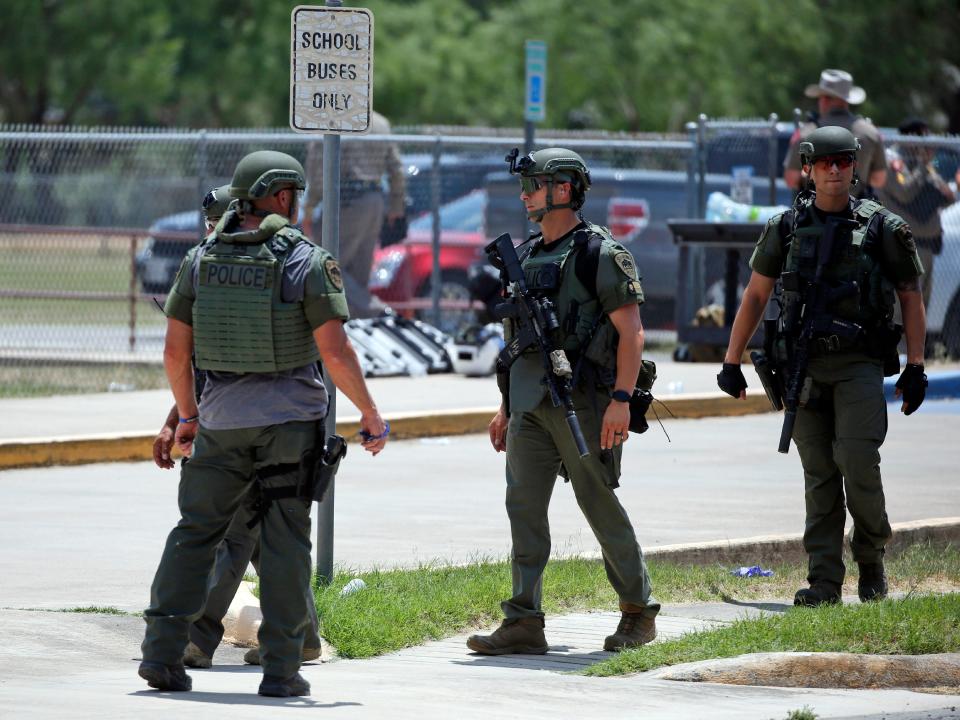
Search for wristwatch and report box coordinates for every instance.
[611,389,632,403]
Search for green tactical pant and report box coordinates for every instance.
[142,421,316,679]
[503,391,659,620]
[791,353,892,587]
[187,483,321,659]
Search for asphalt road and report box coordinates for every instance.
[1,401,957,613]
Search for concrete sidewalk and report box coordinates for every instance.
[3,354,959,469]
[3,598,958,719]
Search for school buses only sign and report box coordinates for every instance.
[290,6,373,133]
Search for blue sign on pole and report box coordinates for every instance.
[525,40,546,123]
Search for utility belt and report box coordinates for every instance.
[342,180,381,203]
[246,428,348,528]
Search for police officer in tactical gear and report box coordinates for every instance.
[140,151,387,697]
[718,126,928,607]
[151,184,323,672]
[467,148,659,656]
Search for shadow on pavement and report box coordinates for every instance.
[131,690,361,708]
[455,648,612,672]
[721,597,792,613]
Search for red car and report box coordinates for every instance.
[369,189,487,330]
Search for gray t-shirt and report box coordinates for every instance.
[165,229,350,430]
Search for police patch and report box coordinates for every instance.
[324,258,344,291]
[613,251,639,280]
[894,224,917,254]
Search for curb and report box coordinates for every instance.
[642,517,960,567]
[0,391,774,470]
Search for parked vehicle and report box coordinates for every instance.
[928,200,960,357]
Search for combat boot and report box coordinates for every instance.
[793,581,842,607]
[138,661,192,691]
[604,612,656,651]
[857,562,888,602]
[244,646,321,665]
[466,616,548,655]
[258,672,311,697]
[182,641,212,669]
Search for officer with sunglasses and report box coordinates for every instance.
[718,126,927,608]
[467,148,659,657]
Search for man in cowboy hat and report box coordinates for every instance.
[783,69,887,199]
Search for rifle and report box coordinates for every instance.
[778,216,862,453]
[485,232,590,458]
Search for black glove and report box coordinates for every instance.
[717,363,748,398]
[895,363,927,415]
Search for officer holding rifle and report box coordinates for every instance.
[467,148,659,656]
[718,126,927,607]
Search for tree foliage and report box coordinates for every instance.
[2,0,959,131]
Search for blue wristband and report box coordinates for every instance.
[179,415,199,424]
[359,420,390,442]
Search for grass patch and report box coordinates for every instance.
[584,593,960,677]
[61,606,139,616]
[309,543,960,659]
[0,362,168,397]
[8,605,140,616]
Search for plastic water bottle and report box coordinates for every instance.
[339,578,367,597]
[705,192,788,224]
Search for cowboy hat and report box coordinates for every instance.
[804,68,866,105]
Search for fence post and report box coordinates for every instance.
[196,130,209,239]
[430,134,442,327]
[129,234,138,352]
[767,113,779,205]
[696,113,707,218]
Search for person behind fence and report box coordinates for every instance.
[879,117,957,309]
[151,183,322,672]
[784,69,886,200]
[302,110,406,318]
[717,126,928,608]
[467,148,659,656]
[139,150,389,698]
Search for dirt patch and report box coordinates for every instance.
[657,651,960,690]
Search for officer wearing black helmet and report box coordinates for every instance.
[467,148,659,657]
[718,126,927,607]
[139,151,388,697]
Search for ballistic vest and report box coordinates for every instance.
[782,199,896,339]
[192,214,320,373]
[507,223,613,412]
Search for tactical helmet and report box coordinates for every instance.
[201,184,233,222]
[230,150,306,200]
[507,147,591,219]
[799,126,861,165]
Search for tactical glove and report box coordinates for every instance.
[895,363,927,415]
[717,363,748,398]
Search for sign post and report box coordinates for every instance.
[523,40,546,236]
[291,2,374,585]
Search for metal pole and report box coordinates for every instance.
[523,120,535,238]
[196,130,209,239]
[128,235,137,352]
[696,113,707,218]
[767,113,778,206]
[316,0,344,585]
[430,135,442,327]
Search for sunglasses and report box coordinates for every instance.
[519,176,547,194]
[813,154,856,170]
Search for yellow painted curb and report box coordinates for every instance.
[0,391,774,470]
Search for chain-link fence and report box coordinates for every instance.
[2,122,958,396]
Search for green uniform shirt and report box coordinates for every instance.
[749,202,924,283]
